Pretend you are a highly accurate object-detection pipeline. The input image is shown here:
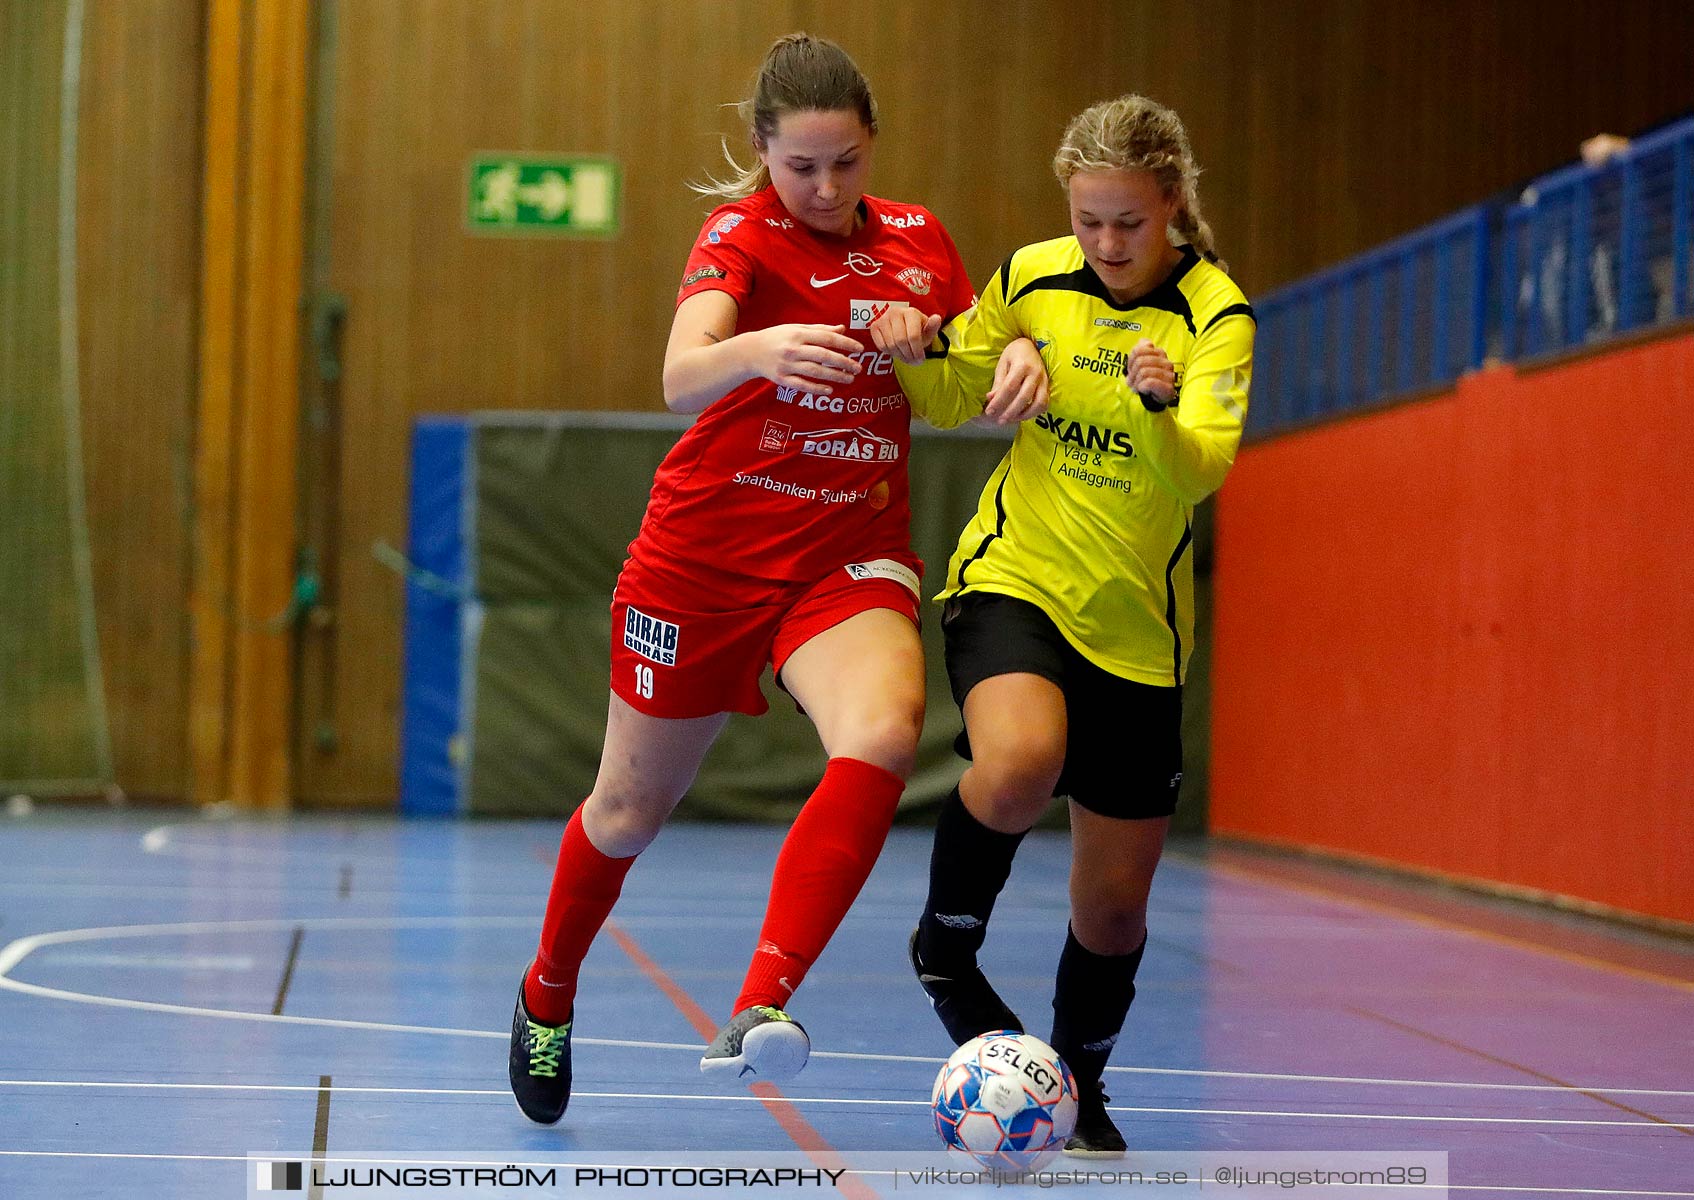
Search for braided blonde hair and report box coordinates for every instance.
[692,33,877,203]
[1053,95,1226,273]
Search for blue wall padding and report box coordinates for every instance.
[400,417,470,815]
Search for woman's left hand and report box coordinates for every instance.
[983,337,1050,424]
[1126,338,1177,407]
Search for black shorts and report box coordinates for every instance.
[942,591,1183,820]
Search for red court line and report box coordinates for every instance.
[1193,849,1694,1132]
[603,920,881,1200]
[1347,1006,1694,1137]
[1197,846,1694,993]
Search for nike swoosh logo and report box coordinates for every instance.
[918,972,953,985]
[537,975,567,988]
[809,272,849,288]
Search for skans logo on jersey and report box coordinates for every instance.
[850,298,909,329]
[623,606,679,666]
[796,427,900,462]
[878,211,926,229]
[1034,412,1135,458]
[706,213,744,244]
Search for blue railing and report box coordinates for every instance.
[1249,116,1694,439]
[1502,119,1694,359]
[1253,208,1489,435]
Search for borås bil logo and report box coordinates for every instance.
[796,427,900,462]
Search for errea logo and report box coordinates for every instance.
[850,298,909,329]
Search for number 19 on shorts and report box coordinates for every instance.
[633,664,654,699]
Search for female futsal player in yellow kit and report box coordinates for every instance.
[871,93,1255,1156]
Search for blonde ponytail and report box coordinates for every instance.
[1171,205,1226,273]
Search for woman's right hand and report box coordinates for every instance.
[747,323,866,393]
[983,337,1050,424]
[870,307,946,365]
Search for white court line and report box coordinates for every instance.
[4,917,1691,1102]
[0,1080,1684,1130]
[44,952,255,971]
[142,823,279,864]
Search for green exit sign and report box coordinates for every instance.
[467,155,620,237]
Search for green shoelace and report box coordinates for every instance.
[527,1022,568,1077]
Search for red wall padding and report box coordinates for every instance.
[1211,334,1694,925]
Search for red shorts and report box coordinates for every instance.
[609,543,923,718]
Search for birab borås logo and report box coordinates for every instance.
[623,607,679,666]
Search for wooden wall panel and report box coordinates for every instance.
[75,0,202,798]
[300,0,1694,806]
[1233,0,1694,291]
[44,0,1692,804]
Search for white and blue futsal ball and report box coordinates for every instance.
[931,1030,1078,1169]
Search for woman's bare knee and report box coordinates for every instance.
[1070,866,1156,953]
[580,787,676,857]
[961,727,1066,829]
[1069,898,1149,955]
[960,762,1062,834]
[832,703,923,779]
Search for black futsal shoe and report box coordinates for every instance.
[699,1006,811,1080]
[509,976,573,1125]
[1064,1080,1127,1157]
[908,928,1024,1046]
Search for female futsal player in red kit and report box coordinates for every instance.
[507,33,1048,1123]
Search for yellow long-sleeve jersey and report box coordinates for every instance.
[902,237,1254,686]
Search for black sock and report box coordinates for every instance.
[1050,925,1146,1091]
[916,787,1026,970]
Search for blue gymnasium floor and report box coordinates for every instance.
[0,811,1691,1199]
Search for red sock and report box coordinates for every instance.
[734,757,905,1013]
[524,806,637,1024]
